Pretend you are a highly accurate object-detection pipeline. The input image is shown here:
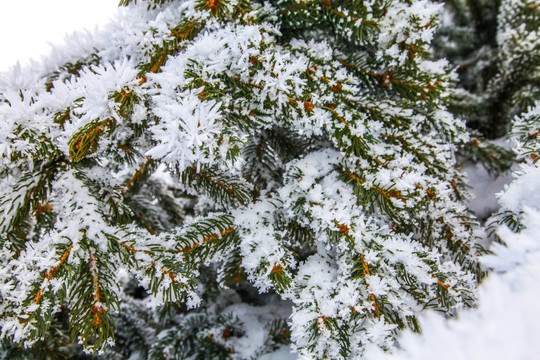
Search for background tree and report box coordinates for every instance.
[433,0,539,177]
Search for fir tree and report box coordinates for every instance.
[434,0,539,226]
[486,0,539,233]
[5,0,535,358]
[433,0,538,137]
[433,0,538,176]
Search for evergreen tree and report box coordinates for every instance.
[434,0,539,136]
[487,0,539,233]
[4,0,537,358]
[433,0,538,159]
[434,0,539,225]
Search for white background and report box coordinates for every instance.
[0,0,118,72]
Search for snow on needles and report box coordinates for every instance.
[0,0,512,358]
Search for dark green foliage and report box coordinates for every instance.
[435,0,540,139]
[181,166,251,208]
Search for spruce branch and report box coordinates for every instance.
[0,1,498,357]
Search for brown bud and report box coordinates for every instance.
[271,264,282,274]
[332,82,342,93]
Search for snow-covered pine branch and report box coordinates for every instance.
[0,1,491,358]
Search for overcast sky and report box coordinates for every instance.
[0,1,118,72]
